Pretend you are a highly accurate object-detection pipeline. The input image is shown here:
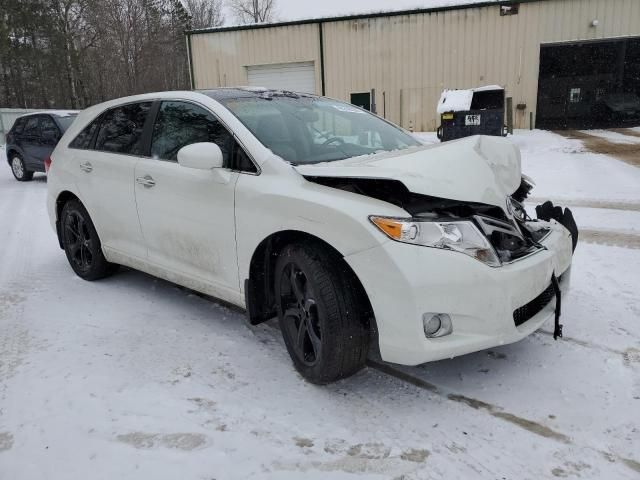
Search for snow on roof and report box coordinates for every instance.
[18,110,79,118]
[437,90,473,114]
[437,85,504,114]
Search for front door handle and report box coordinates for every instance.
[136,175,156,188]
[79,162,93,173]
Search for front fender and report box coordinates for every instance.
[234,164,405,287]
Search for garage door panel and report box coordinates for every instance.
[247,62,316,94]
[537,37,640,130]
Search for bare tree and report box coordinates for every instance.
[228,0,275,24]
[0,0,191,109]
[182,0,224,29]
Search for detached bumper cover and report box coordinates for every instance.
[345,220,574,366]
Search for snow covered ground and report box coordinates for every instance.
[1,131,639,480]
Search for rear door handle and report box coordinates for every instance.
[136,175,156,188]
[79,162,93,173]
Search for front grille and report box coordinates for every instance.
[513,281,557,327]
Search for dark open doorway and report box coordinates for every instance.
[350,92,371,111]
[536,37,640,129]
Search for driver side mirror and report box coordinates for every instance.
[177,142,224,170]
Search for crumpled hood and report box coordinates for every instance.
[294,135,522,209]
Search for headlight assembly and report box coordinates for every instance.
[369,216,501,267]
[506,196,528,222]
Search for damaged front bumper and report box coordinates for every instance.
[345,216,575,366]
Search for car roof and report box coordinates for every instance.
[17,110,79,119]
[200,87,317,101]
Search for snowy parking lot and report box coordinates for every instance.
[1,130,639,479]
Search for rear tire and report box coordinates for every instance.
[275,242,371,384]
[60,199,118,281]
[10,154,33,182]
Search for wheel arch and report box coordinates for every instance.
[244,229,377,337]
[54,191,82,249]
[5,147,21,165]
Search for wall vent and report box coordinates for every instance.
[500,4,520,16]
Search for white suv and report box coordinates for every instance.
[47,89,577,384]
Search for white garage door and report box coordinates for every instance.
[247,62,316,94]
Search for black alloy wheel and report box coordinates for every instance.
[61,199,117,280]
[63,209,94,275]
[279,263,323,366]
[275,243,370,384]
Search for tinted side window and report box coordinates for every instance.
[70,117,101,150]
[151,101,232,163]
[12,118,25,135]
[40,116,59,136]
[23,117,40,136]
[56,115,77,132]
[95,102,152,154]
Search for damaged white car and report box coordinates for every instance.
[47,89,578,384]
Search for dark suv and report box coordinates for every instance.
[6,112,77,181]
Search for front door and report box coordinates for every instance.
[134,100,240,301]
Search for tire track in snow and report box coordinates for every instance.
[367,360,640,475]
[580,229,640,249]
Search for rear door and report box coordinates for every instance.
[71,102,152,259]
[134,100,241,300]
[21,116,42,169]
[37,115,61,168]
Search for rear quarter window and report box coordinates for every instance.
[11,118,26,135]
[55,115,77,132]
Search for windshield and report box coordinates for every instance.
[55,115,77,132]
[217,93,421,164]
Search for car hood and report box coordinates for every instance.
[294,135,522,209]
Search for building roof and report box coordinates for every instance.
[186,0,548,35]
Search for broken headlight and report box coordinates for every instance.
[369,216,501,267]
[507,196,528,222]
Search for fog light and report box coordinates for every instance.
[423,313,453,338]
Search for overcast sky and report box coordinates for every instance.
[223,0,492,24]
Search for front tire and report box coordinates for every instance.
[275,242,371,384]
[10,155,33,182]
[60,199,117,281]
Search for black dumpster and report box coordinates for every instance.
[436,86,508,142]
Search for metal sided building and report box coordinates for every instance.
[186,0,640,131]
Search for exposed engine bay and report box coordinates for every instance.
[304,175,579,264]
